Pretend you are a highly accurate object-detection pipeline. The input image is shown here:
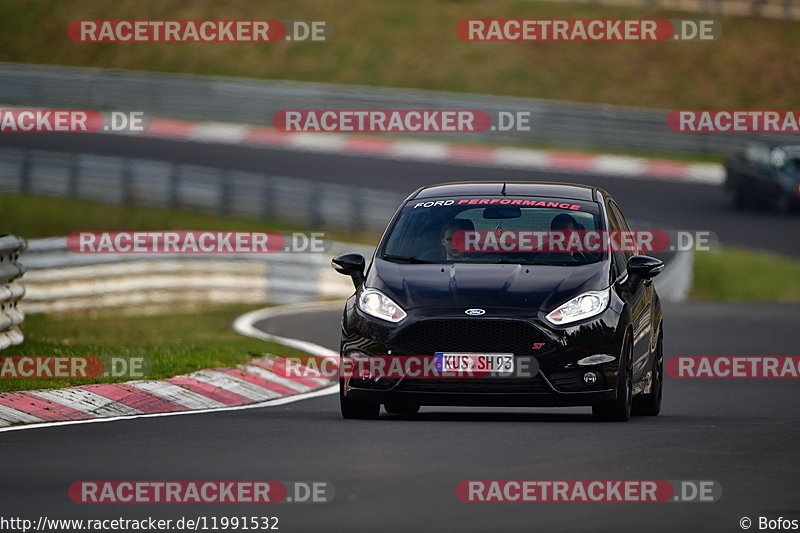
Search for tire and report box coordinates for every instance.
[632,331,663,416]
[733,186,747,211]
[339,380,380,419]
[593,332,633,422]
[774,194,791,216]
[384,403,420,415]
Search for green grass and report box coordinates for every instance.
[0,0,797,109]
[0,304,315,392]
[2,192,379,244]
[691,247,800,302]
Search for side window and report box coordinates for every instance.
[610,201,637,256]
[605,202,627,278]
[610,202,631,233]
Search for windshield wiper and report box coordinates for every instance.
[381,254,433,264]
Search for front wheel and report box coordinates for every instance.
[774,193,792,216]
[633,331,663,416]
[340,380,380,419]
[732,185,748,211]
[593,332,633,422]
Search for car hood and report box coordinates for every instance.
[365,258,610,312]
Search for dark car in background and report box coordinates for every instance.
[332,182,665,422]
[724,144,800,214]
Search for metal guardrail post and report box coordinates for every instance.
[350,194,366,234]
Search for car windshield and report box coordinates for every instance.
[380,196,604,265]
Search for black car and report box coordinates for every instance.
[332,182,664,421]
[724,143,800,214]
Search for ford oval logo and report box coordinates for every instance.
[465,308,486,316]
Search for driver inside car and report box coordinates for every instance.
[549,213,588,262]
[418,218,476,261]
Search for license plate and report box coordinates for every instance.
[435,353,515,373]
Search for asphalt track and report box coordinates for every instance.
[1,301,799,532]
[2,132,799,257]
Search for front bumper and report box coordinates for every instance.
[340,301,625,407]
[344,375,617,408]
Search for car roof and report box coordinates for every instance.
[409,181,599,201]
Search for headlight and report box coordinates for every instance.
[358,288,407,323]
[545,288,610,325]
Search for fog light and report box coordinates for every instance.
[583,371,598,385]
[577,354,615,366]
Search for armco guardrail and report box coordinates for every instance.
[19,235,691,314]
[19,237,374,314]
[0,147,406,233]
[0,63,796,157]
[0,235,26,350]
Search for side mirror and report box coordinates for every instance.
[332,253,366,288]
[626,255,664,283]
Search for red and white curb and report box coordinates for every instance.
[134,117,724,185]
[0,302,340,432]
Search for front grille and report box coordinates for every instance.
[399,375,550,394]
[392,319,547,356]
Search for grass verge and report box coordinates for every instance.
[2,192,379,244]
[0,304,315,393]
[691,247,800,302]
[0,0,797,109]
